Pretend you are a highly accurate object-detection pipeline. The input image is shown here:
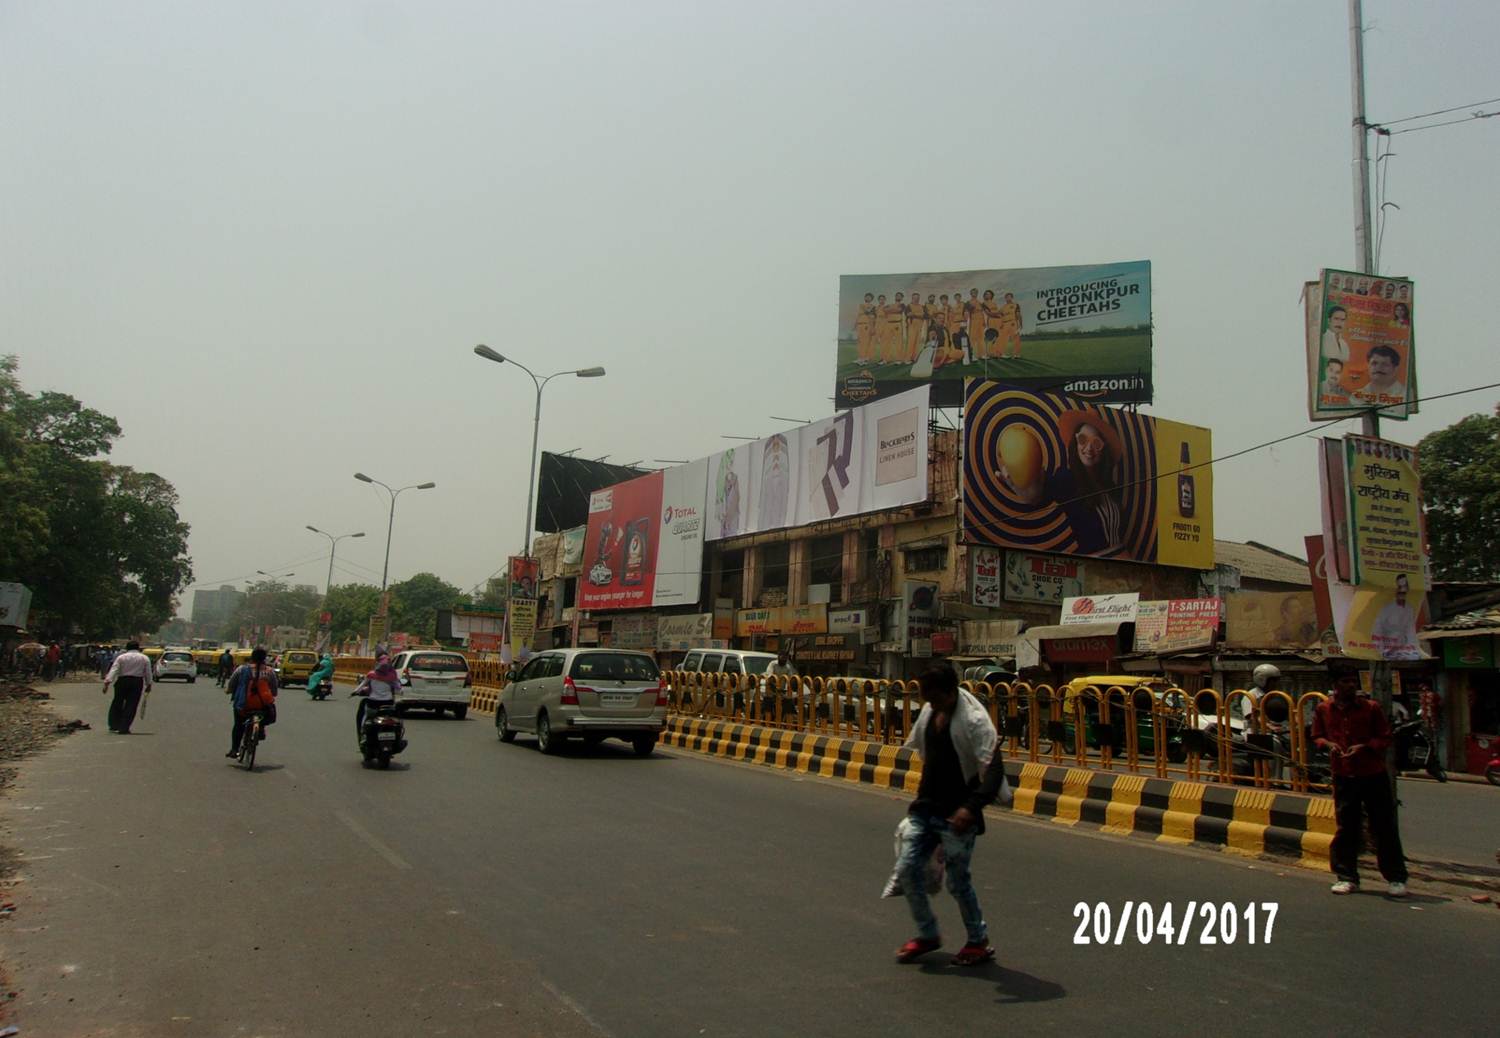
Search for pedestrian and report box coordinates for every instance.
[893,664,1009,966]
[44,642,61,681]
[1312,661,1408,897]
[101,640,153,734]
[216,648,235,688]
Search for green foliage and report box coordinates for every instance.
[1418,408,1500,581]
[230,580,322,640]
[387,571,464,640]
[0,356,193,636]
[316,583,382,643]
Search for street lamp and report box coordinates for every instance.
[306,526,366,595]
[256,570,295,579]
[472,345,605,557]
[353,473,436,593]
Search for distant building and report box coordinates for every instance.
[191,585,245,629]
[294,584,318,596]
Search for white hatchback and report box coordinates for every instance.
[390,650,473,719]
[155,649,197,683]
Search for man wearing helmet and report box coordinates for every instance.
[1237,664,1287,778]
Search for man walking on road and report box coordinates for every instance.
[894,664,1008,966]
[1313,661,1408,897]
[101,641,153,734]
[216,648,234,688]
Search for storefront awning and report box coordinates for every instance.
[1023,621,1125,642]
[1420,626,1500,640]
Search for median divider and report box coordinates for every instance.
[662,715,1334,870]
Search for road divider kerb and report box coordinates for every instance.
[661,715,1334,870]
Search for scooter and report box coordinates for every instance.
[307,675,334,701]
[351,690,407,769]
[1392,719,1447,783]
[1484,743,1500,788]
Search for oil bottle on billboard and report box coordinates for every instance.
[621,518,650,586]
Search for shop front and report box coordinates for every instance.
[1421,629,1500,775]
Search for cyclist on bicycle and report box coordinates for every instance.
[226,647,279,758]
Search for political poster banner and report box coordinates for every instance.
[1002,551,1084,605]
[1305,270,1416,421]
[971,546,1002,607]
[1060,593,1138,626]
[508,556,539,600]
[1223,592,1319,649]
[962,381,1213,569]
[707,387,929,541]
[1342,435,1427,591]
[507,599,537,659]
[836,261,1153,408]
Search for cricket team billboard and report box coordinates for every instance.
[1305,269,1416,421]
[961,380,1213,569]
[835,261,1153,408]
[578,460,708,611]
[707,386,929,540]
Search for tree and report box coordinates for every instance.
[0,356,193,637]
[316,583,382,644]
[1418,408,1500,581]
[388,572,463,640]
[230,580,322,640]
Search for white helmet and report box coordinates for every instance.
[1251,664,1281,690]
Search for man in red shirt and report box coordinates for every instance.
[1312,662,1408,897]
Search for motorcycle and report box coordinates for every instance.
[307,675,334,701]
[351,690,407,769]
[1392,719,1447,783]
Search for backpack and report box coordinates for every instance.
[243,665,276,711]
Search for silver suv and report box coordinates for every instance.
[496,648,666,756]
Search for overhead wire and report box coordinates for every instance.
[1376,96,1500,126]
[1388,110,1499,135]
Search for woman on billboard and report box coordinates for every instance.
[997,409,1125,555]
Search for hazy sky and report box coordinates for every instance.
[5,1,1497,610]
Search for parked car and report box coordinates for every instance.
[155,649,197,683]
[276,649,320,688]
[496,648,665,756]
[389,649,473,719]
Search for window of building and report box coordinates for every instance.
[719,549,744,605]
[904,546,947,573]
[808,534,843,590]
[759,541,790,600]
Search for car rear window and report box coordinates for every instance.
[742,656,774,675]
[570,652,659,681]
[286,652,316,663]
[409,653,468,672]
[163,652,192,662]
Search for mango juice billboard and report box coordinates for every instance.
[961,380,1212,569]
[579,460,708,611]
[835,260,1152,408]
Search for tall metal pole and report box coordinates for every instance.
[1348,0,1380,440]
[523,379,543,559]
[381,493,396,594]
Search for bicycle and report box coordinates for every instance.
[238,710,264,771]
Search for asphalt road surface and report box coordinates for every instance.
[2,679,1496,1037]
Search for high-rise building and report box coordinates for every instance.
[191,585,246,629]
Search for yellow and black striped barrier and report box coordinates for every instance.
[662,715,1334,870]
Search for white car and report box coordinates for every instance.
[389,649,473,719]
[155,649,197,683]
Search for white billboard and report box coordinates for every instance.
[653,459,708,608]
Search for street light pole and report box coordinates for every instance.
[306,526,366,595]
[472,345,605,558]
[353,474,436,601]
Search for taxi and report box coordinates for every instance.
[276,649,320,687]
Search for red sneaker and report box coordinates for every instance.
[952,942,995,966]
[895,937,942,963]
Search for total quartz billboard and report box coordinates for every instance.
[579,460,708,611]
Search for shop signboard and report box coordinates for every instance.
[828,608,867,634]
[962,381,1213,569]
[735,608,778,637]
[903,580,940,652]
[959,619,1023,656]
[971,546,1002,607]
[1002,551,1083,605]
[1060,593,1138,626]
[798,633,861,667]
[782,603,829,635]
[611,613,655,650]
[658,613,715,650]
[1132,598,1219,652]
[1443,637,1495,669]
[712,598,734,641]
[836,260,1153,408]
[1043,635,1117,664]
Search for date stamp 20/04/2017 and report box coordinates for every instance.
[1072,902,1279,946]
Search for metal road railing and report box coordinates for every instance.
[330,655,1332,794]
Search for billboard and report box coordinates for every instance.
[1224,592,1319,650]
[961,381,1213,569]
[1342,435,1427,591]
[971,546,1002,607]
[1060,593,1139,626]
[706,387,929,541]
[1305,270,1416,421]
[1132,599,1219,653]
[578,460,708,611]
[836,261,1153,408]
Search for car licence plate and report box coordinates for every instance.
[377,731,397,741]
[602,693,636,706]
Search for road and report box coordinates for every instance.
[1,679,1496,1037]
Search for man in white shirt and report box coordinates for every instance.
[1371,574,1421,660]
[101,640,153,734]
[1321,306,1351,363]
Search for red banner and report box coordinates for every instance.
[1304,534,1335,635]
[579,472,664,611]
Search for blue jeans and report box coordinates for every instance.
[897,813,987,944]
